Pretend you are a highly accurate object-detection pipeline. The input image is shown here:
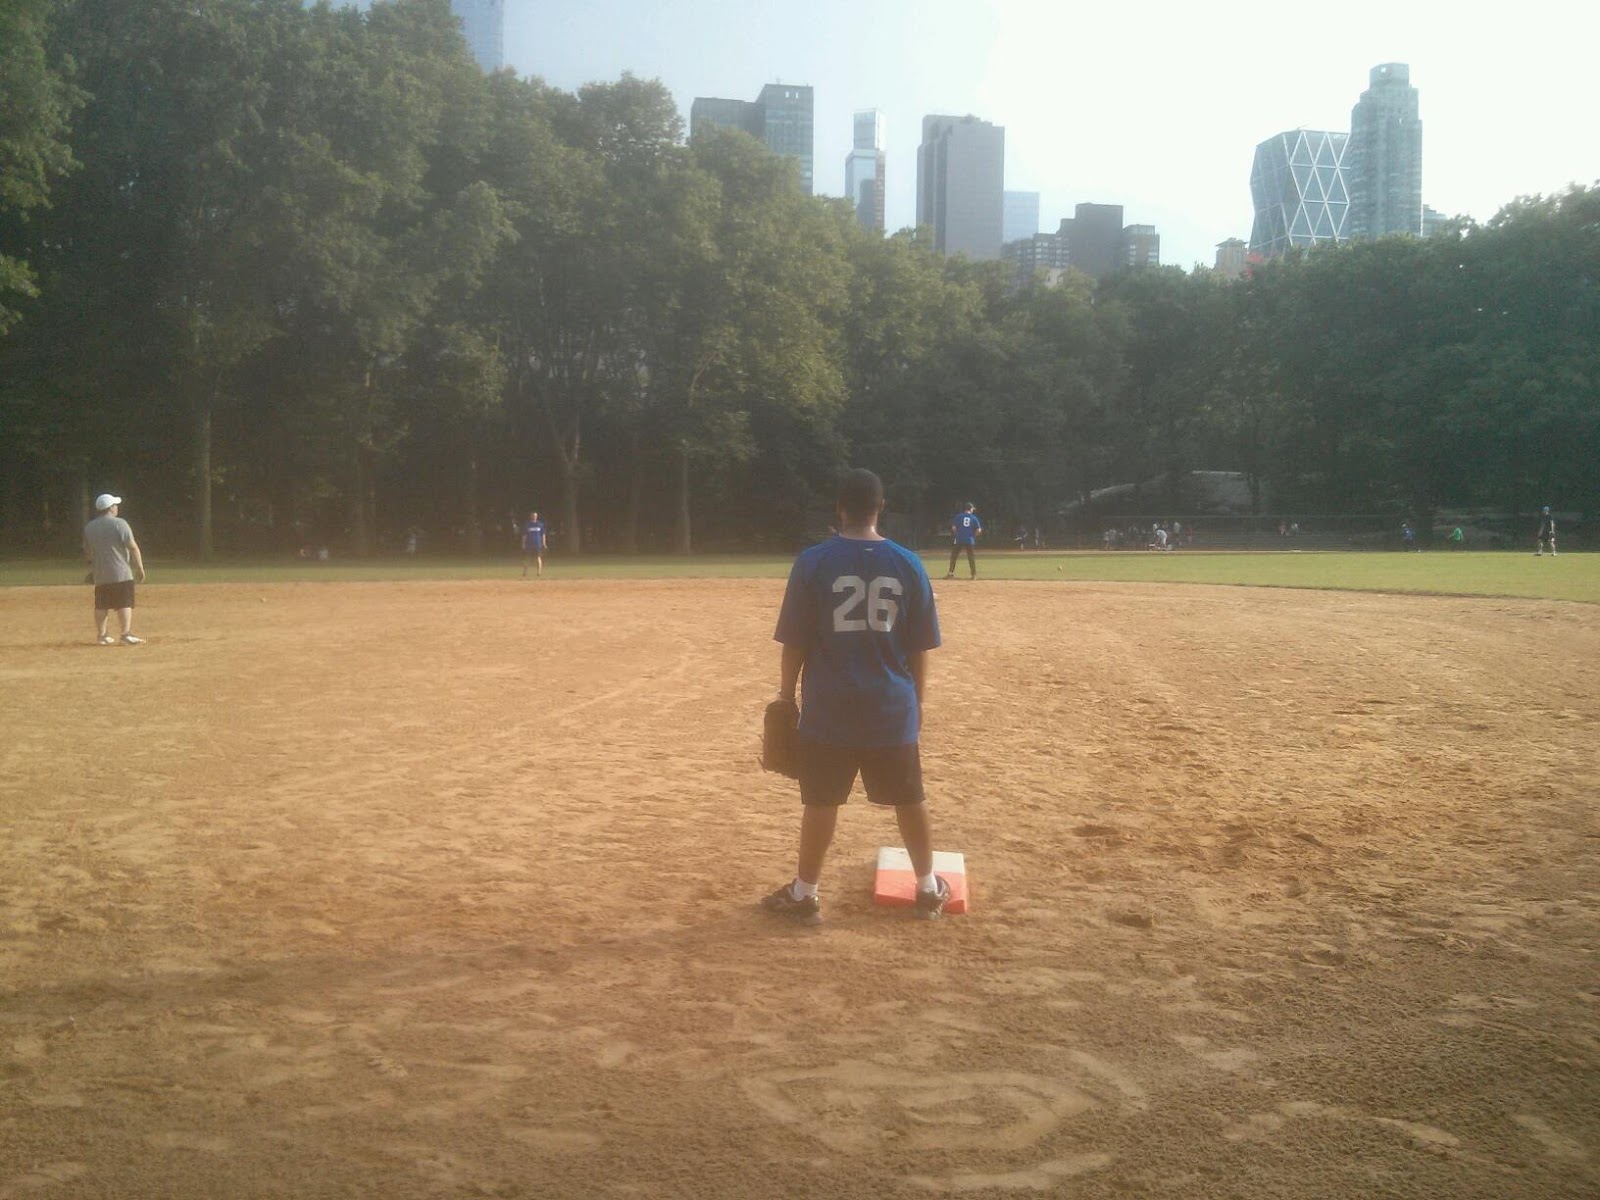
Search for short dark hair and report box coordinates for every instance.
[836,468,884,522]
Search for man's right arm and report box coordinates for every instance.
[779,642,806,701]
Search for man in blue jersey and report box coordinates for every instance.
[520,511,547,578]
[945,502,983,579]
[762,468,950,925]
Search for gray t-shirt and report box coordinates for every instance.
[84,515,135,584]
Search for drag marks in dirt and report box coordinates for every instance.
[2,580,1597,1197]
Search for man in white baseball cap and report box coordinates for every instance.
[83,494,147,645]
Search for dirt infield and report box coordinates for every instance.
[2,578,1596,1199]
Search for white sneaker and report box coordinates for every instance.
[98,635,115,645]
[121,634,145,645]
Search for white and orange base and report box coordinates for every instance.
[873,847,969,915]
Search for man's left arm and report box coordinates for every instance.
[128,534,146,583]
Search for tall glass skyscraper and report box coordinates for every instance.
[1249,130,1351,258]
[845,110,886,232]
[316,1,503,72]
[917,115,1005,260]
[690,84,815,195]
[1347,63,1422,239]
[452,0,503,73]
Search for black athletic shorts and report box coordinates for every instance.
[797,738,925,808]
[94,581,135,610]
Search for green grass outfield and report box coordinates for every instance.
[3,550,1595,604]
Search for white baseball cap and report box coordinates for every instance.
[94,493,122,511]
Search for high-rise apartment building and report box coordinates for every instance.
[845,110,886,232]
[1249,130,1351,258]
[1214,238,1248,277]
[1002,231,1069,287]
[1347,63,1422,239]
[690,84,815,194]
[917,115,1005,260]
[1003,191,1040,246]
[1121,225,1160,269]
[316,1,502,72]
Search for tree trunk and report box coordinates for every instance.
[673,443,692,555]
[464,443,482,556]
[543,402,583,555]
[558,464,580,556]
[76,461,90,528]
[195,400,214,560]
[622,436,642,553]
[348,440,371,557]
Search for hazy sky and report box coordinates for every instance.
[505,0,1598,269]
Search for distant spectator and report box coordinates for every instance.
[1536,507,1557,557]
[1401,521,1418,551]
[1448,526,1465,549]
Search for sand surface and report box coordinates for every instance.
[1,578,1596,1199]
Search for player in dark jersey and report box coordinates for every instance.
[762,468,950,924]
[1536,507,1557,557]
[520,511,547,578]
[945,502,983,579]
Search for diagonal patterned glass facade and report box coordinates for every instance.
[1248,130,1350,259]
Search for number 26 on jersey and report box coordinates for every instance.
[832,575,902,632]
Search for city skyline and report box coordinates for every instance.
[505,0,1598,271]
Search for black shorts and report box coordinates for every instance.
[94,581,135,610]
[798,738,925,808]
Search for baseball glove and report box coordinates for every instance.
[761,697,801,778]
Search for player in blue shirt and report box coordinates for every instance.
[945,502,983,579]
[520,511,547,578]
[762,468,951,924]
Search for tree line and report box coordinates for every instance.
[2,0,1595,556]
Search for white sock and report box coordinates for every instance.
[791,878,818,901]
[917,872,940,894]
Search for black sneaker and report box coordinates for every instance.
[760,883,821,926]
[915,877,952,921]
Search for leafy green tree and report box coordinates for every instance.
[0,0,81,332]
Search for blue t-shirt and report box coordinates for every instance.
[774,537,941,747]
[522,521,546,551]
[952,512,982,544]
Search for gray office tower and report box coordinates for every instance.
[845,110,886,232]
[917,115,1005,259]
[1059,203,1124,279]
[1347,63,1422,239]
[1249,130,1351,258]
[691,84,815,194]
[1003,191,1040,245]
[314,1,502,71]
